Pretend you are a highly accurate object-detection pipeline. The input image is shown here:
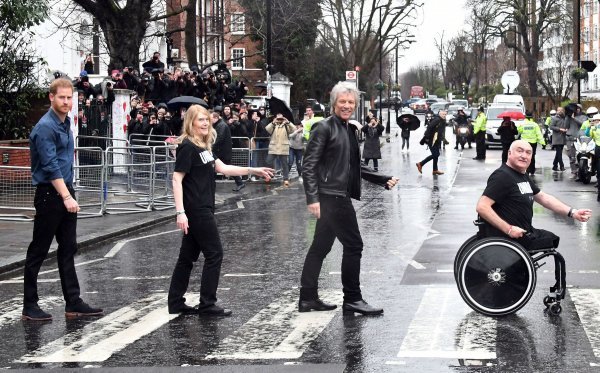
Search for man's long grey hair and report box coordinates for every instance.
[330,81,360,109]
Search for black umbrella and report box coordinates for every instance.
[268,96,295,123]
[397,114,420,131]
[167,96,208,111]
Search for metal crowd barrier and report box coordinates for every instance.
[74,147,105,218]
[129,134,170,148]
[152,145,175,210]
[0,146,35,221]
[76,135,128,150]
[104,145,154,214]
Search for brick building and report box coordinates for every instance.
[166,0,266,95]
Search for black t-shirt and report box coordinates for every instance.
[174,139,217,212]
[482,163,540,232]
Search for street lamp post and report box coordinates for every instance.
[378,6,383,128]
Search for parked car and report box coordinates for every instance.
[451,99,469,108]
[244,95,268,110]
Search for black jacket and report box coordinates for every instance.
[213,119,232,162]
[421,116,446,147]
[303,115,392,204]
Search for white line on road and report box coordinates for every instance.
[0,296,62,328]
[206,290,342,360]
[16,293,179,363]
[104,229,180,258]
[0,278,59,284]
[223,273,269,277]
[236,201,245,209]
[11,258,107,280]
[409,260,426,270]
[113,276,170,280]
[436,269,453,273]
[397,287,497,360]
[570,289,600,358]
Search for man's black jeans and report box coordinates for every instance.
[300,194,364,303]
[24,184,81,308]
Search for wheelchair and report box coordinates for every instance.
[454,219,566,317]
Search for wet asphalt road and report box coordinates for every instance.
[1,114,600,372]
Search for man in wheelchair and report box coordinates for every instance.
[476,140,591,248]
[454,140,592,316]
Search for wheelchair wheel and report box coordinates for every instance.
[453,234,479,281]
[456,238,536,316]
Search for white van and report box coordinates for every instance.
[485,104,526,147]
[492,94,525,108]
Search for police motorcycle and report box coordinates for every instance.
[575,136,596,184]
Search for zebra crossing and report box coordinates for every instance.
[2,286,600,367]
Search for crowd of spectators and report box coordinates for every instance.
[71,52,312,185]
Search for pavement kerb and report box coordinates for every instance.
[0,179,279,275]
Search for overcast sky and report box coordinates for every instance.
[399,0,468,73]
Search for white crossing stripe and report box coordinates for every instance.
[0,296,62,328]
[113,276,170,280]
[570,289,600,358]
[0,279,59,284]
[223,273,269,277]
[10,258,107,280]
[105,230,180,258]
[236,201,245,209]
[409,260,426,270]
[397,287,497,360]
[16,293,177,363]
[206,290,342,360]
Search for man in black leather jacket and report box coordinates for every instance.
[299,81,398,316]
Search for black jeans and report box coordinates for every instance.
[24,184,81,308]
[527,142,538,174]
[168,209,224,310]
[364,158,379,170]
[300,195,364,303]
[288,148,303,175]
[420,145,440,171]
[553,144,565,169]
[475,132,486,159]
[501,142,511,164]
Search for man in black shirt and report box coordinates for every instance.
[476,140,591,250]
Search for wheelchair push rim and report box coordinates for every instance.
[457,238,536,316]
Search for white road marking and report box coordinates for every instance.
[425,233,440,241]
[0,296,62,328]
[409,260,426,270]
[542,270,599,274]
[11,258,107,280]
[570,289,600,358]
[0,279,59,284]
[385,361,407,365]
[397,287,497,360]
[206,290,342,360]
[236,201,245,209]
[16,293,178,363]
[113,276,170,280]
[104,229,180,258]
[223,273,268,277]
[436,269,453,273]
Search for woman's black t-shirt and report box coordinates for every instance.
[174,138,216,212]
[482,163,540,232]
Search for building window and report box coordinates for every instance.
[230,13,245,34]
[595,25,599,40]
[231,48,245,70]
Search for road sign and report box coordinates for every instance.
[346,71,357,81]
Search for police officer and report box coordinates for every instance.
[586,114,600,201]
[473,107,487,160]
[518,111,545,175]
[453,107,471,150]
[580,106,598,136]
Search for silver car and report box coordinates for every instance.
[484,105,525,147]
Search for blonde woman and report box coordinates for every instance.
[168,105,274,316]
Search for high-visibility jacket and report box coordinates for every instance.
[473,113,487,134]
[302,116,324,140]
[518,118,545,145]
[545,116,552,126]
[580,119,591,133]
[589,125,600,146]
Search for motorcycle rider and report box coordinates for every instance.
[518,111,545,175]
[587,114,600,201]
[545,109,557,127]
[580,106,598,136]
[453,107,471,150]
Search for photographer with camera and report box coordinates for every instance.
[266,112,296,187]
[142,52,165,73]
[147,68,172,104]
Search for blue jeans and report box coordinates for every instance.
[288,148,303,175]
[420,145,440,171]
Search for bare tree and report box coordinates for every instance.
[538,22,575,104]
[319,0,422,93]
[465,4,494,91]
[433,31,448,89]
[466,0,565,96]
[444,33,476,96]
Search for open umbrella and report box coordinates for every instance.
[268,96,295,123]
[397,113,421,131]
[167,96,208,111]
[496,111,525,120]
